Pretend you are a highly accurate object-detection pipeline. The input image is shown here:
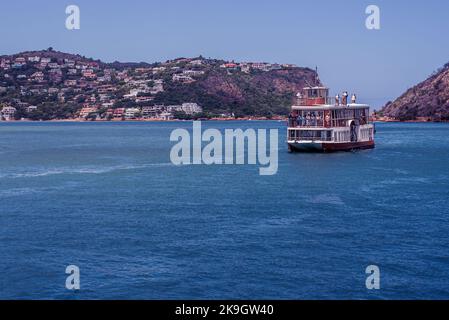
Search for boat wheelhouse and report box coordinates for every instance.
[287,87,375,152]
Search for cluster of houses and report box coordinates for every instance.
[0,51,300,121]
[78,102,203,121]
[0,102,203,121]
[0,53,216,120]
[220,62,297,73]
[0,105,17,121]
[1,54,119,112]
[0,55,107,84]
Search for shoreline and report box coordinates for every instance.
[1,118,448,124]
[373,120,449,123]
[0,117,288,123]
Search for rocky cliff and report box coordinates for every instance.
[381,62,449,121]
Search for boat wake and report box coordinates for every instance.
[0,163,174,179]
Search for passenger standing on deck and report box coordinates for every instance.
[342,91,348,105]
[316,112,322,126]
[351,94,357,104]
[297,92,303,105]
[312,112,317,126]
[335,94,340,106]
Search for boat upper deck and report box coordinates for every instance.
[289,87,371,128]
[293,86,369,111]
[292,103,369,111]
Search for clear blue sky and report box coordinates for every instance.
[1,0,448,109]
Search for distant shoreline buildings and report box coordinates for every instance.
[0,49,310,121]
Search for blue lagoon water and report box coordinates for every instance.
[0,121,449,299]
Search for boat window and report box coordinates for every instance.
[296,130,332,141]
[296,110,325,127]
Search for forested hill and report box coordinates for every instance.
[0,49,321,120]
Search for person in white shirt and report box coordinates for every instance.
[342,91,348,105]
[335,94,340,106]
[351,94,357,104]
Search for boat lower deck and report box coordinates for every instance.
[288,140,375,153]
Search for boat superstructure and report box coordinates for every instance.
[287,87,375,152]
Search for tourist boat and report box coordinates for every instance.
[287,87,375,152]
